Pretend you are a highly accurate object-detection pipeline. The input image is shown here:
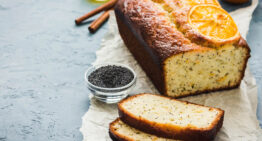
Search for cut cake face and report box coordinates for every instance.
[164,45,248,97]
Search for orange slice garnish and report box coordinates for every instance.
[188,4,240,44]
[185,0,220,6]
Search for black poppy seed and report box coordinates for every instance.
[88,65,134,88]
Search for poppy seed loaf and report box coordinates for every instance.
[118,94,224,141]
[114,0,250,97]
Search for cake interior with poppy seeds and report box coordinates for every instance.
[114,0,250,97]
[117,94,224,140]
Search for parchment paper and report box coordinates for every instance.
[80,0,262,140]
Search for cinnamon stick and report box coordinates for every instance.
[88,10,110,33]
[75,0,117,25]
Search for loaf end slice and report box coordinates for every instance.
[109,118,178,141]
[118,94,224,141]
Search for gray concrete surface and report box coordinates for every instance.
[0,0,261,140]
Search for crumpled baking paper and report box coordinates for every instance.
[80,0,262,140]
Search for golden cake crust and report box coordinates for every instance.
[116,0,210,61]
[116,0,249,58]
[109,118,132,141]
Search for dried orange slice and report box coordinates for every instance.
[188,4,240,44]
[185,0,220,6]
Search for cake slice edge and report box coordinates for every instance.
[109,118,178,141]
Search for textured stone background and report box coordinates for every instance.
[0,0,261,141]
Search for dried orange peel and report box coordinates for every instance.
[188,4,240,44]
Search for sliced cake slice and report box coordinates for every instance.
[118,94,224,141]
[109,118,178,141]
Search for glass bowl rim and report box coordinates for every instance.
[84,63,137,91]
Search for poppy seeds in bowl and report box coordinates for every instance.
[88,65,134,88]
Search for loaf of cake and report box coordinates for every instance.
[115,0,250,97]
[109,118,178,141]
[118,94,224,140]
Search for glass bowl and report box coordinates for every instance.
[84,63,136,103]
